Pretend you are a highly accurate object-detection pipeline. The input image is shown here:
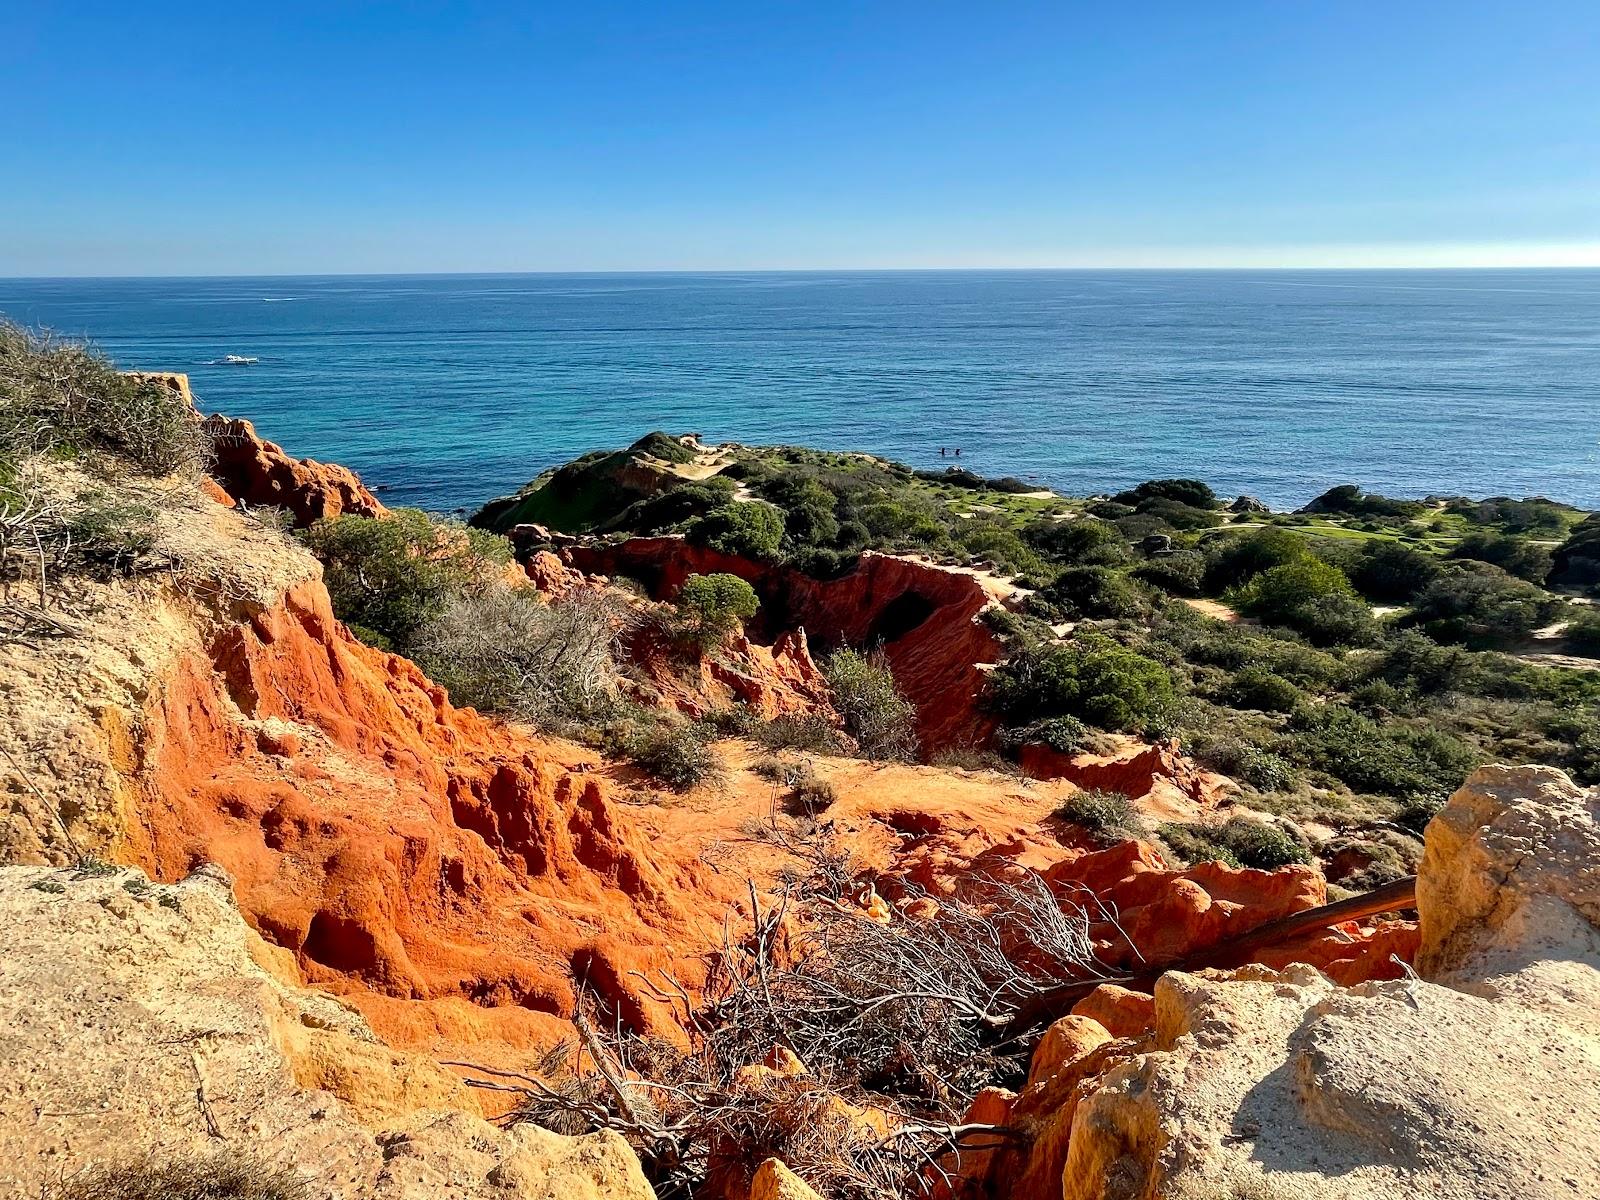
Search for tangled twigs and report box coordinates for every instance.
[460,869,1106,1198]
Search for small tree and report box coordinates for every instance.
[676,572,760,646]
[302,508,513,649]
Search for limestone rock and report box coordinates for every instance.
[749,1158,825,1200]
[0,864,656,1199]
[1043,764,1600,1200]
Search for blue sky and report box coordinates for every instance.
[3,1,1598,275]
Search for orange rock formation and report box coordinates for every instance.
[124,577,752,1059]
[203,413,388,525]
[570,537,1003,751]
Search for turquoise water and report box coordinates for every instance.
[2,270,1598,512]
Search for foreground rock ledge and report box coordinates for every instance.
[0,863,654,1200]
[965,763,1600,1200]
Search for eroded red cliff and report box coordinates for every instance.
[571,537,1003,751]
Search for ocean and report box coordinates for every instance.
[2,270,1597,513]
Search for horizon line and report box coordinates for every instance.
[8,263,1600,283]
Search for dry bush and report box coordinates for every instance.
[823,648,919,762]
[0,321,206,477]
[1,322,205,605]
[43,1149,306,1200]
[409,583,632,728]
[487,868,1105,1199]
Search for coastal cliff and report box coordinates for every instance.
[2,337,1596,1199]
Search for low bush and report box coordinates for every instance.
[1133,496,1225,531]
[757,475,840,548]
[44,1149,306,1200]
[1021,517,1128,565]
[1132,551,1206,596]
[1300,484,1424,520]
[61,490,160,572]
[1001,714,1089,754]
[1281,704,1480,802]
[0,320,207,477]
[408,585,627,728]
[823,648,919,761]
[1221,666,1304,713]
[1405,561,1563,645]
[751,713,846,754]
[1113,478,1218,509]
[614,718,725,790]
[1055,788,1146,845]
[1202,528,1311,594]
[1551,513,1600,593]
[1160,816,1310,870]
[1447,531,1554,584]
[1349,540,1443,603]
[1035,566,1150,620]
[1227,557,1377,645]
[986,633,1175,733]
[1567,609,1600,655]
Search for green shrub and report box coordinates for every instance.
[1406,562,1562,645]
[1229,556,1353,617]
[1300,485,1423,520]
[1159,822,1243,868]
[1551,513,1600,593]
[630,430,698,464]
[617,719,725,790]
[1447,531,1554,584]
[955,521,1045,576]
[986,633,1175,733]
[1132,551,1206,596]
[1228,557,1376,645]
[1133,496,1224,531]
[1222,666,1304,713]
[757,475,840,547]
[1113,479,1218,509]
[675,572,760,646]
[1350,540,1443,603]
[1002,714,1089,754]
[822,648,919,761]
[1021,517,1128,566]
[1282,704,1480,802]
[1160,816,1310,870]
[1567,609,1600,655]
[1202,528,1312,594]
[685,501,785,560]
[1450,496,1570,536]
[1039,566,1150,620]
[608,478,736,534]
[1055,788,1146,845]
[302,508,513,649]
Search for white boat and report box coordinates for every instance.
[218,355,259,365]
